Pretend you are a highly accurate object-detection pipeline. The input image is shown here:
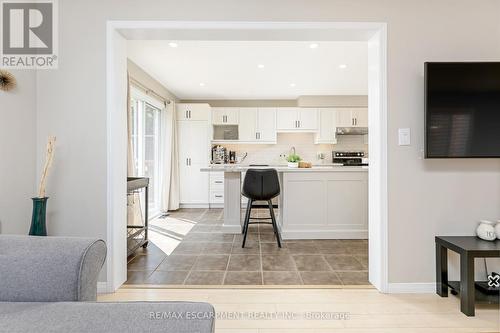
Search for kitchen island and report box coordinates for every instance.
[200,165,368,239]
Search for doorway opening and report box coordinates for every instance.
[106,21,387,292]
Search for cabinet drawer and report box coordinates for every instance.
[210,191,224,203]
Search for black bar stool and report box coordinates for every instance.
[241,169,281,248]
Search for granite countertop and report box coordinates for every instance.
[200,164,368,172]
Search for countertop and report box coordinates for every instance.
[200,164,368,172]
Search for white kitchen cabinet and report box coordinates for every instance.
[238,108,276,143]
[238,108,258,141]
[336,108,368,127]
[281,171,368,239]
[352,108,368,127]
[314,108,338,144]
[178,120,209,207]
[176,103,210,121]
[276,108,318,131]
[212,107,239,125]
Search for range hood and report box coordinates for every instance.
[336,127,368,135]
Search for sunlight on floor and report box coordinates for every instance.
[148,215,198,255]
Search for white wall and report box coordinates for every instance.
[0,70,36,234]
[30,0,500,284]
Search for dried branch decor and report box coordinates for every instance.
[0,70,16,91]
[38,136,56,198]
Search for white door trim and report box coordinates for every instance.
[106,20,388,293]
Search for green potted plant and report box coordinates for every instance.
[286,153,301,168]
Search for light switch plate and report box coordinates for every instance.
[398,128,411,146]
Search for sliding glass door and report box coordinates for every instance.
[131,90,164,218]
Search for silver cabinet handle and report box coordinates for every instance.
[189,158,192,165]
[188,110,191,119]
[186,158,189,166]
[214,181,223,184]
[298,120,301,128]
[255,132,258,139]
[186,110,188,119]
[215,195,223,198]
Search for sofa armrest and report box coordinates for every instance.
[0,235,106,302]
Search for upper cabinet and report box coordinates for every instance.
[337,108,368,127]
[276,108,318,131]
[212,107,239,125]
[239,108,277,143]
[314,108,338,144]
[176,103,210,121]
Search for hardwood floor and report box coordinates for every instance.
[99,288,500,332]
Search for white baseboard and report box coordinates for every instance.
[179,203,209,209]
[386,283,435,293]
[281,230,368,239]
[97,282,110,294]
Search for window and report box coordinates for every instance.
[131,89,164,217]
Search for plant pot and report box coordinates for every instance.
[29,197,48,236]
[287,162,299,168]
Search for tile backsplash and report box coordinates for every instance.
[220,133,368,165]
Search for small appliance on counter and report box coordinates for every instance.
[332,151,368,166]
[212,145,227,164]
[211,145,237,164]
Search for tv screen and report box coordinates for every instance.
[425,62,500,158]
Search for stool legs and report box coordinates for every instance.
[268,200,281,248]
[242,199,253,248]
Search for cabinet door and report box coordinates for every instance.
[178,120,209,204]
[176,104,190,121]
[177,104,210,121]
[238,108,258,141]
[315,108,337,144]
[188,121,209,164]
[257,108,276,142]
[224,108,239,125]
[298,109,318,130]
[337,109,354,127]
[352,108,368,127]
[212,108,225,124]
[276,108,299,130]
[188,162,209,203]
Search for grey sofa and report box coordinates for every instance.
[0,235,215,333]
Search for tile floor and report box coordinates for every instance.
[126,208,369,286]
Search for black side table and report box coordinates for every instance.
[435,236,500,316]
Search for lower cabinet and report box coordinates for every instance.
[280,171,368,239]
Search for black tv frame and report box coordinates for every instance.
[424,61,500,159]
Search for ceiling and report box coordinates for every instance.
[127,40,368,100]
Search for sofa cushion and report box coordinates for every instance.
[0,301,215,333]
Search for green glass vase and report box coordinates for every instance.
[29,197,48,236]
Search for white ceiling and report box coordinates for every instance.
[127,40,368,100]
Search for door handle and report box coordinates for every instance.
[186,111,188,119]
[188,110,191,119]
[298,120,301,128]
[186,158,189,166]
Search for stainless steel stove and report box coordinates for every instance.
[332,151,368,166]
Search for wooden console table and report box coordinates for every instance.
[435,236,500,316]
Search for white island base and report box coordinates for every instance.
[202,166,368,240]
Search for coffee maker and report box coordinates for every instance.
[211,145,227,164]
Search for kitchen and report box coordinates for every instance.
[179,104,369,240]
[126,40,370,286]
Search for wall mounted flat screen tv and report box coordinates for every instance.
[425,62,500,158]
